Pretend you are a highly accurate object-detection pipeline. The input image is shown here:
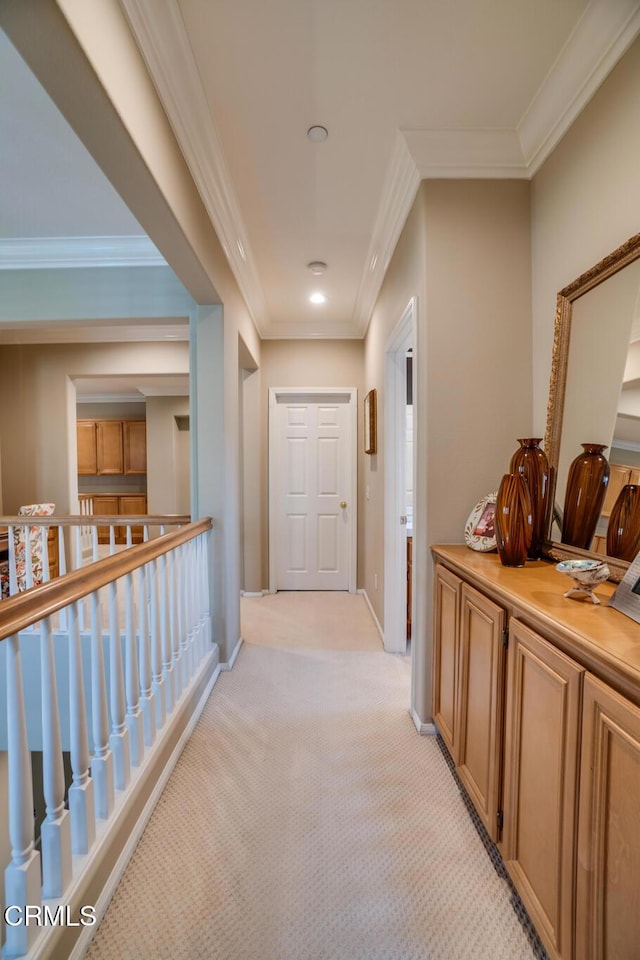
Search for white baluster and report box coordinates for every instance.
[109,524,116,555]
[68,601,95,854]
[24,526,34,591]
[108,581,130,790]
[179,544,192,683]
[57,527,68,632]
[204,534,212,648]
[41,526,50,583]
[198,534,209,652]
[149,558,166,729]
[126,524,132,548]
[40,615,72,898]
[158,551,173,713]
[4,633,42,958]
[73,525,82,574]
[90,592,114,820]
[189,538,201,664]
[168,547,182,702]
[92,525,99,563]
[124,571,144,766]
[8,523,17,596]
[137,563,155,747]
[188,540,198,667]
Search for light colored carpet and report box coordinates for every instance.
[85,592,541,960]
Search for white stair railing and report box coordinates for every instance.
[0,518,215,959]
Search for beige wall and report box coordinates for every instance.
[0,342,188,514]
[364,179,532,722]
[531,36,640,439]
[259,339,365,589]
[146,396,190,515]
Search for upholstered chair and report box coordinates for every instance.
[0,503,56,599]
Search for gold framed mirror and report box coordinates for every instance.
[544,231,640,580]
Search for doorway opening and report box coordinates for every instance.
[384,298,417,654]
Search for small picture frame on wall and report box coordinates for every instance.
[364,389,377,455]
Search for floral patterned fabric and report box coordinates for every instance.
[0,503,56,599]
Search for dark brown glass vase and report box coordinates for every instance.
[495,473,533,567]
[509,438,550,559]
[606,484,640,561]
[561,444,610,550]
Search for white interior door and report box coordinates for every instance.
[270,390,356,592]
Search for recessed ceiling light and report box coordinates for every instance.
[307,125,328,143]
[307,261,327,275]
[309,292,326,304]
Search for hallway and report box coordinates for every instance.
[84,593,544,960]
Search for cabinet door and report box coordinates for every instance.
[456,583,505,842]
[119,495,147,544]
[96,421,124,475]
[77,421,97,475]
[602,464,632,517]
[432,564,461,761]
[92,496,120,545]
[124,421,147,475]
[503,619,583,960]
[576,675,640,960]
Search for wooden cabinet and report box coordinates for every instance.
[92,495,147,544]
[119,495,147,544]
[433,564,461,760]
[431,545,640,960]
[502,620,582,960]
[77,420,146,477]
[456,584,505,842]
[432,565,506,840]
[123,421,147,475]
[602,462,640,517]
[77,421,98,475]
[576,675,640,960]
[96,421,124,475]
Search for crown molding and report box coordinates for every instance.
[353,132,421,337]
[0,321,188,343]
[518,0,640,174]
[611,436,640,453]
[0,236,165,269]
[119,0,267,335]
[403,128,528,179]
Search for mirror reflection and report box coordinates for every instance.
[552,257,640,561]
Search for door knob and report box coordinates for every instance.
[340,501,347,509]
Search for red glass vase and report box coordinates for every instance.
[561,444,610,549]
[606,484,640,561]
[495,473,533,567]
[509,438,549,559]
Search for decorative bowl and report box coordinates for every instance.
[555,559,610,604]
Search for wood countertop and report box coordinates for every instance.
[431,544,640,707]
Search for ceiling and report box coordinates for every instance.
[2,1,640,340]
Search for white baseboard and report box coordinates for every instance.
[357,589,384,641]
[67,651,220,960]
[410,708,437,736]
[241,591,262,598]
[221,635,243,671]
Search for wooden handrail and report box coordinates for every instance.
[0,515,191,527]
[0,518,212,642]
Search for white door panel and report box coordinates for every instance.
[272,392,354,591]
